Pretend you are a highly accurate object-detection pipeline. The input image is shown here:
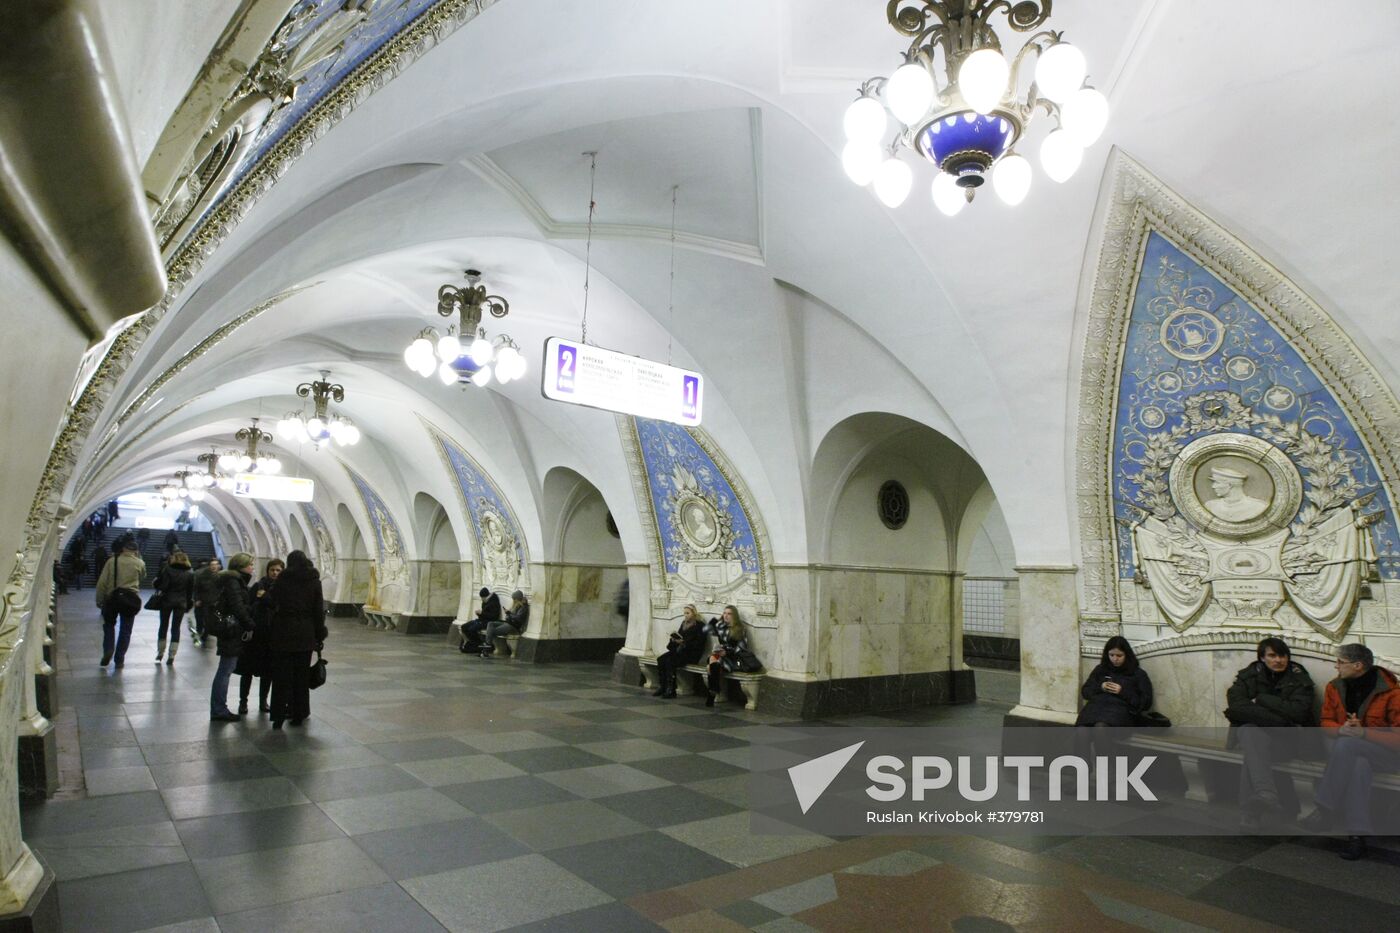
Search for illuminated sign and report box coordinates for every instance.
[231,473,315,503]
[541,336,703,426]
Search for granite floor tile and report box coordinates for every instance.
[1051,836,1235,897]
[578,738,688,763]
[547,830,734,898]
[505,901,666,932]
[364,736,477,762]
[455,730,565,753]
[263,744,388,775]
[174,803,346,859]
[496,745,613,774]
[29,820,186,881]
[485,799,650,851]
[80,745,147,770]
[660,813,832,868]
[537,762,673,799]
[84,765,158,796]
[631,753,748,784]
[160,775,309,820]
[291,763,426,802]
[137,737,259,765]
[215,881,447,933]
[55,862,211,933]
[20,790,170,838]
[398,753,527,786]
[192,836,390,914]
[595,785,745,829]
[132,918,222,933]
[317,786,472,835]
[651,731,750,754]
[357,816,529,880]
[147,754,280,789]
[402,854,612,932]
[437,774,582,814]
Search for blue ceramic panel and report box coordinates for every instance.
[634,418,759,574]
[1112,232,1396,578]
[344,466,406,563]
[429,430,527,571]
[252,501,287,555]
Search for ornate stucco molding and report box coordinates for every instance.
[1074,150,1400,618]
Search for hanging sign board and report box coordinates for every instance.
[541,336,703,426]
[231,473,315,503]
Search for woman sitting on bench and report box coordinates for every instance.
[704,605,761,708]
[654,605,706,699]
[1075,635,1153,759]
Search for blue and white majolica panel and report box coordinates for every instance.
[633,418,759,575]
[343,466,407,565]
[227,509,253,555]
[429,429,527,574]
[253,501,288,556]
[1112,232,1397,579]
[299,502,336,563]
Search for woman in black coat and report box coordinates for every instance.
[152,550,194,665]
[210,553,255,722]
[654,605,707,699]
[236,559,282,715]
[267,550,327,729]
[1075,636,1153,760]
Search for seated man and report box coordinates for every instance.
[480,590,529,658]
[459,587,502,654]
[1299,643,1400,860]
[1223,637,1316,831]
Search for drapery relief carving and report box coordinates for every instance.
[620,416,776,621]
[423,419,528,592]
[342,465,410,608]
[1075,152,1399,654]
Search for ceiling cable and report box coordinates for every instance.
[666,185,678,366]
[580,151,598,345]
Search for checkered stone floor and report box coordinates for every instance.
[27,595,1400,931]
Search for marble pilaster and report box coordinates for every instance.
[1009,566,1081,724]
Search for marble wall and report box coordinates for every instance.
[535,563,628,640]
[1011,567,1080,723]
[811,567,958,680]
[408,559,460,617]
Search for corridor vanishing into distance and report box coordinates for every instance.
[26,596,1397,932]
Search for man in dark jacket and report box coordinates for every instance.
[1224,637,1316,830]
[459,587,502,653]
[191,557,223,647]
[209,553,255,721]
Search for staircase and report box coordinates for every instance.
[66,530,217,588]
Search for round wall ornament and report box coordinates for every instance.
[877,480,910,530]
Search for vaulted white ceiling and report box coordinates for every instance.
[66,0,1400,569]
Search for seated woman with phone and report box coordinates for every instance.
[1075,636,1154,759]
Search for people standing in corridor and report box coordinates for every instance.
[237,558,282,715]
[95,536,145,669]
[267,550,327,729]
[152,549,194,665]
[210,553,255,722]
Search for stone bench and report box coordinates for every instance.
[1122,731,1400,807]
[489,633,520,658]
[638,656,762,710]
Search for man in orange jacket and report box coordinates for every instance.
[1299,643,1400,860]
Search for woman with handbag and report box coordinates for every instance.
[236,558,282,715]
[267,550,327,729]
[655,605,707,699]
[152,549,194,665]
[703,605,762,708]
[95,536,145,669]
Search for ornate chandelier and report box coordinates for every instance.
[277,371,361,447]
[197,447,233,491]
[218,419,281,474]
[403,269,527,388]
[841,0,1108,214]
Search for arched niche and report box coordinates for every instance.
[539,467,629,649]
[810,412,993,699]
[290,513,309,555]
[410,491,462,621]
[336,502,371,604]
[956,492,1021,672]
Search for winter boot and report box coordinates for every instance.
[155,639,166,662]
[165,641,178,665]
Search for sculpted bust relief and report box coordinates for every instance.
[1202,465,1269,523]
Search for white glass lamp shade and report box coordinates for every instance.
[930,171,966,216]
[265,457,282,474]
[843,95,887,142]
[218,454,235,470]
[436,334,461,362]
[414,355,436,379]
[218,476,234,491]
[1039,129,1083,182]
[873,157,913,208]
[958,48,1008,114]
[991,153,1032,206]
[276,417,295,440]
[438,361,458,385]
[885,62,935,125]
[841,140,883,186]
[470,367,492,387]
[469,336,494,365]
[188,488,205,502]
[328,420,346,443]
[343,424,361,445]
[176,487,188,498]
[405,337,432,370]
[496,346,522,383]
[305,417,326,440]
[200,473,214,488]
[1060,87,1109,147]
[1034,42,1086,103]
[237,454,252,471]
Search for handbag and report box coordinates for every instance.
[144,592,165,611]
[1134,710,1172,728]
[308,652,327,690]
[110,587,143,616]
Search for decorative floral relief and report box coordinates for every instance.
[299,501,337,565]
[343,466,409,591]
[424,421,528,586]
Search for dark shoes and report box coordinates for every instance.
[210,711,240,722]
[705,693,716,708]
[237,702,248,716]
[1341,836,1367,861]
[98,655,111,667]
[661,690,677,699]
[272,720,283,730]
[479,647,495,658]
[651,686,667,697]
[260,703,271,714]
[1298,807,1334,833]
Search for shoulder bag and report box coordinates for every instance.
[308,651,328,690]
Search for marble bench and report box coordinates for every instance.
[448,621,519,658]
[1122,731,1400,806]
[638,657,762,710]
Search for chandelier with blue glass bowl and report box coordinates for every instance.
[842,0,1109,215]
[403,269,527,388]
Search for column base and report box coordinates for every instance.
[612,651,643,687]
[1004,704,1077,727]
[326,601,362,618]
[17,721,57,799]
[756,669,976,719]
[0,852,55,933]
[514,637,624,663]
[33,671,56,722]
